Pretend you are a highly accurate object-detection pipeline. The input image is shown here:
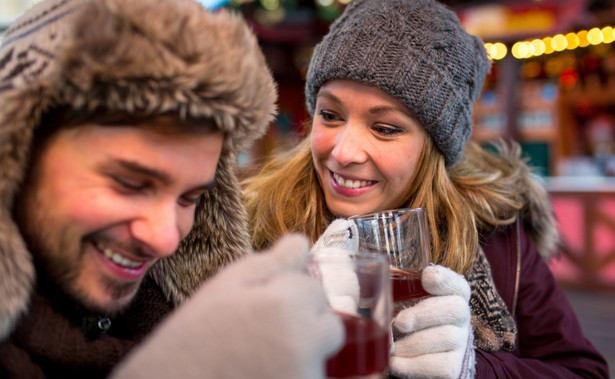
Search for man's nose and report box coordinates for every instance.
[130,199,183,259]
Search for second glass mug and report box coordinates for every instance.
[349,207,431,313]
[308,250,391,378]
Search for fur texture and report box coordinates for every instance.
[0,0,276,340]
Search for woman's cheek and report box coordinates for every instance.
[310,126,333,158]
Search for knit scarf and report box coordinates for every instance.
[466,248,517,352]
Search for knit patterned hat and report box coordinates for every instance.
[305,0,491,167]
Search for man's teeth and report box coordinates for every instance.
[333,173,373,189]
[97,243,141,268]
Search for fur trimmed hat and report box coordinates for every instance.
[305,0,491,167]
[0,0,276,340]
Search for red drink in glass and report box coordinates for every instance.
[391,272,429,303]
[326,313,389,377]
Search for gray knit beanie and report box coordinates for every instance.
[305,0,491,167]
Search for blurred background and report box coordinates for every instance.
[2,0,614,375]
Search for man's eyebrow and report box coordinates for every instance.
[114,159,173,185]
[109,159,217,190]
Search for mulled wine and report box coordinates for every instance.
[391,272,429,302]
[326,312,389,378]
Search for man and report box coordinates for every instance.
[0,0,342,377]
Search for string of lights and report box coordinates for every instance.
[486,26,615,60]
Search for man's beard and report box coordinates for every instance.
[21,215,142,317]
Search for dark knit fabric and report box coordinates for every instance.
[0,276,173,378]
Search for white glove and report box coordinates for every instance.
[311,220,360,315]
[112,234,344,379]
[390,265,475,379]
[310,247,360,315]
[312,219,358,252]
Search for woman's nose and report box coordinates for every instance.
[331,124,368,166]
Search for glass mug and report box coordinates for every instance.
[308,250,391,378]
[349,208,431,313]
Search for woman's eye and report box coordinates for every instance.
[372,124,403,136]
[319,109,340,122]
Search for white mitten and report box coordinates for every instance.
[312,218,359,252]
[390,265,475,379]
[111,234,344,379]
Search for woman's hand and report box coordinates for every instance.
[390,265,475,379]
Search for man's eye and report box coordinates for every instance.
[179,194,203,207]
[113,176,146,191]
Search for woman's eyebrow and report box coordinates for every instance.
[316,90,343,105]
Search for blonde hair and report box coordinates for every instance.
[243,133,528,274]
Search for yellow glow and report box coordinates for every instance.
[484,43,494,59]
[551,34,567,51]
[497,25,615,61]
[493,42,507,60]
[531,39,546,56]
[587,27,604,45]
[511,42,521,59]
[527,41,537,57]
[577,30,590,48]
[339,0,353,4]
[485,42,507,60]
[542,37,554,54]
[602,26,615,44]
[316,0,334,6]
[261,0,279,10]
[565,32,579,50]
[512,42,530,59]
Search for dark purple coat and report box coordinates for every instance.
[477,223,609,377]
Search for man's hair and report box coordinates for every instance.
[39,106,217,135]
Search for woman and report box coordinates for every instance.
[243,0,609,377]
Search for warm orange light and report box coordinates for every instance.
[486,25,615,61]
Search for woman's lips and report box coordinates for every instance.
[329,171,376,197]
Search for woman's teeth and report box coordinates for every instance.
[96,243,142,268]
[333,173,374,189]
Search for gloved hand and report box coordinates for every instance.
[309,247,360,315]
[312,218,358,252]
[311,220,360,315]
[390,265,475,379]
[111,234,344,379]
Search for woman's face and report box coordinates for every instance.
[311,79,427,218]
